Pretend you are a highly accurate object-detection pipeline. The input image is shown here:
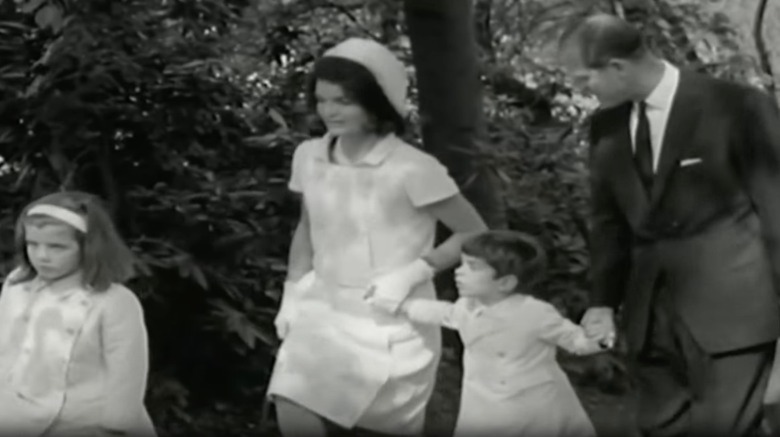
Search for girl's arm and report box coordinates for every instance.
[100,287,151,433]
[421,194,488,272]
[536,301,605,356]
[285,201,313,283]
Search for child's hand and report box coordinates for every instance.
[593,332,616,350]
[364,286,399,314]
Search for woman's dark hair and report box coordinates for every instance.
[307,56,405,136]
[559,13,648,69]
[462,230,547,297]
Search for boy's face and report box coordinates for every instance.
[455,254,517,299]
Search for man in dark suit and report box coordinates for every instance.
[560,13,780,437]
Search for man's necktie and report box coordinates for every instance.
[634,101,654,193]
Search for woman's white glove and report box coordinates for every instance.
[364,259,435,314]
[274,271,315,339]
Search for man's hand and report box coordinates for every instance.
[581,306,616,348]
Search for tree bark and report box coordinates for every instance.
[753,0,776,96]
[403,0,506,230]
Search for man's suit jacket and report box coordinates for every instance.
[588,69,780,355]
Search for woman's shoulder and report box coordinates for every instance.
[386,137,449,174]
[294,135,330,158]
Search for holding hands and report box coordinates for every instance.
[364,259,435,314]
[581,306,617,349]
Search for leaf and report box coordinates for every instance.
[190,264,209,289]
[209,299,273,349]
[19,0,46,14]
[34,4,63,32]
[268,108,288,131]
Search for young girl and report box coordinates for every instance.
[266,37,487,436]
[369,230,604,437]
[0,191,156,437]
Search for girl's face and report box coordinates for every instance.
[455,254,517,301]
[314,80,373,137]
[24,223,82,282]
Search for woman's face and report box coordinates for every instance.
[314,80,373,137]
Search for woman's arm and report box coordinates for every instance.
[285,200,314,283]
[421,194,488,272]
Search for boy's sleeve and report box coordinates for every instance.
[535,301,603,355]
[403,153,460,207]
[400,297,466,331]
[100,287,151,432]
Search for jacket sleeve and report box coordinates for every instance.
[400,298,465,330]
[737,88,780,297]
[588,112,633,309]
[100,286,151,432]
[535,301,602,355]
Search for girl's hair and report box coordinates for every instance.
[12,191,136,291]
[307,56,406,136]
[462,230,547,295]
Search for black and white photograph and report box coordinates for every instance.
[1,0,780,436]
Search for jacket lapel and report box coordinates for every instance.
[650,71,703,208]
[601,104,651,228]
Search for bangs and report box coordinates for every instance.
[313,56,377,94]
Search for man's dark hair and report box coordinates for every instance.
[559,13,648,68]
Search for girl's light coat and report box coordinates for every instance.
[0,270,156,437]
[404,294,599,437]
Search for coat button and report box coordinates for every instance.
[65,328,76,335]
[497,351,506,358]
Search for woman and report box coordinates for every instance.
[266,37,488,436]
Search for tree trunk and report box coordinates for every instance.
[753,0,776,96]
[403,0,506,231]
[403,0,506,344]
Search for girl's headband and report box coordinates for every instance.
[27,204,88,233]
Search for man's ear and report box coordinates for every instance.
[497,274,519,293]
[607,58,630,72]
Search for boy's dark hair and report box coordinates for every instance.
[559,13,648,69]
[462,230,547,294]
[307,55,406,136]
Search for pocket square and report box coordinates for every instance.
[680,158,702,167]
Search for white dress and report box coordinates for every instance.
[266,133,460,434]
[404,294,599,437]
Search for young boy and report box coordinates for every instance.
[368,230,605,436]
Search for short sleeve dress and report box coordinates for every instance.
[266,133,460,435]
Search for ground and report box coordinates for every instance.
[162,345,638,437]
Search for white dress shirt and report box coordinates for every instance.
[630,61,680,172]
